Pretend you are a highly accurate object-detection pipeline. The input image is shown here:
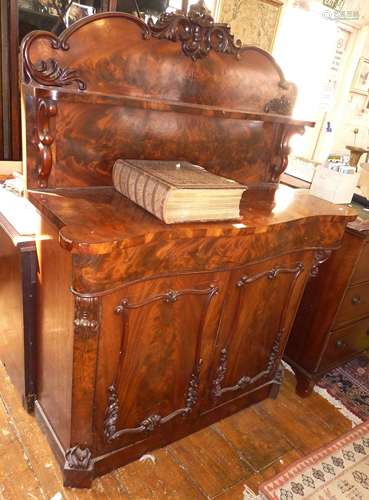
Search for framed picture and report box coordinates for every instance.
[217,0,283,52]
[351,57,369,95]
[65,2,95,28]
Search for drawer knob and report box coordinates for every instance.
[336,339,347,349]
[352,295,361,305]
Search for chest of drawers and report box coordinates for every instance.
[285,219,369,396]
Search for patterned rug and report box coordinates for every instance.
[258,420,369,499]
[317,353,369,424]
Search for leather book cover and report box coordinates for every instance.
[113,159,246,223]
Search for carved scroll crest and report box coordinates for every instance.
[23,32,86,90]
[148,0,242,61]
[32,58,86,90]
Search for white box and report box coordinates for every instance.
[310,165,360,204]
[358,163,369,199]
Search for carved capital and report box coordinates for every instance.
[310,249,332,277]
[74,296,101,339]
[148,0,241,61]
[65,446,92,470]
[36,99,57,188]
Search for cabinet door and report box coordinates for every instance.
[208,253,307,407]
[95,272,226,451]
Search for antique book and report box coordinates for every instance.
[113,159,247,224]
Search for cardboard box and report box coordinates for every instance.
[358,163,369,200]
[310,165,360,204]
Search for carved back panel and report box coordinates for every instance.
[21,6,305,190]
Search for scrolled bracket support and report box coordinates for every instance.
[35,98,58,188]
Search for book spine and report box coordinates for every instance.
[113,161,171,222]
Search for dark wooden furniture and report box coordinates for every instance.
[0,209,38,411]
[285,217,369,397]
[10,6,355,487]
[0,0,190,161]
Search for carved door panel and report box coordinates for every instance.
[95,272,227,452]
[207,253,308,408]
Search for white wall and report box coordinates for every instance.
[329,26,369,155]
[273,0,369,163]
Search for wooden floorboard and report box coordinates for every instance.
[0,363,352,499]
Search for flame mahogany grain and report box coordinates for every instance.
[16,7,356,488]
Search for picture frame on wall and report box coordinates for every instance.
[217,0,283,53]
[351,57,369,95]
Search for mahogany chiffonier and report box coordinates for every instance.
[285,217,369,397]
[8,4,355,487]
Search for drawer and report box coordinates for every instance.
[351,241,369,285]
[320,316,369,370]
[334,281,369,327]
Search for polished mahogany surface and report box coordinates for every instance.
[14,6,356,489]
[28,185,354,253]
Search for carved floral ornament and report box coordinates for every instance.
[148,0,242,61]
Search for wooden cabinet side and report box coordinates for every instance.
[35,217,74,454]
